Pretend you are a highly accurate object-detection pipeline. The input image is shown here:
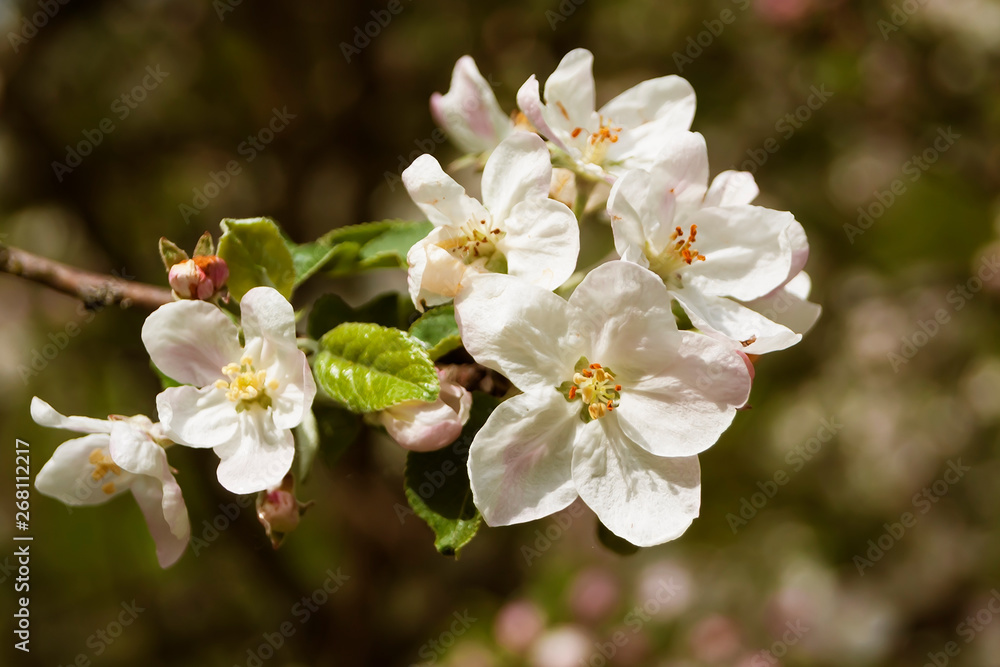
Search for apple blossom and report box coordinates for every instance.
[431,55,513,156]
[142,286,316,494]
[378,369,472,452]
[31,397,190,568]
[454,261,752,546]
[403,131,580,310]
[517,48,696,181]
[168,255,229,300]
[608,132,819,354]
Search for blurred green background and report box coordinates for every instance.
[2,0,1000,665]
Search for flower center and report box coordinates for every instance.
[558,358,622,422]
[88,448,122,495]
[571,116,622,165]
[216,356,279,410]
[646,224,705,285]
[438,217,507,269]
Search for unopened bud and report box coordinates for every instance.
[256,474,313,548]
[167,256,228,300]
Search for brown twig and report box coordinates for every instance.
[0,243,172,310]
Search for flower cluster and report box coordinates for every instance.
[29,49,819,567]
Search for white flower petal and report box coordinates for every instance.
[742,279,822,341]
[500,198,580,290]
[270,351,317,431]
[608,170,659,266]
[402,154,489,229]
[671,288,802,355]
[240,287,299,363]
[381,380,471,452]
[599,75,696,133]
[644,132,710,209]
[108,421,165,478]
[156,385,238,449]
[455,274,578,391]
[213,408,295,494]
[131,475,190,568]
[481,132,552,224]
[681,205,795,301]
[431,56,511,154]
[572,418,701,547]
[541,48,596,135]
[704,170,759,207]
[30,397,112,434]
[142,300,242,387]
[780,219,810,283]
[407,232,472,310]
[615,329,752,456]
[566,261,678,373]
[35,434,133,506]
[516,75,569,153]
[468,392,579,526]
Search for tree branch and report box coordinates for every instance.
[0,243,172,310]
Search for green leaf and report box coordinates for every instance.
[408,305,462,360]
[217,217,295,301]
[158,237,188,270]
[192,231,215,257]
[308,292,417,340]
[319,220,433,276]
[404,393,499,556]
[285,239,339,288]
[597,521,640,556]
[313,322,439,413]
[313,403,361,467]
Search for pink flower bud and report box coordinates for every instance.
[379,371,472,452]
[256,474,312,548]
[168,256,228,300]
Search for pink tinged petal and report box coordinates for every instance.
[779,219,810,284]
[381,380,471,452]
[270,351,317,431]
[481,132,552,224]
[566,261,678,373]
[572,417,701,547]
[671,287,802,355]
[213,408,295,494]
[468,392,579,526]
[431,56,512,154]
[599,74,696,133]
[142,300,242,386]
[402,154,489,229]
[30,397,112,434]
[240,287,299,365]
[704,170,759,207]
[156,385,238,448]
[407,234,471,310]
[454,273,578,391]
[608,170,659,266]
[131,475,190,568]
[516,75,569,152]
[615,330,752,457]
[681,205,795,301]
[35,434,134,506]
[542,48,597,133]
[499,198,580,291]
